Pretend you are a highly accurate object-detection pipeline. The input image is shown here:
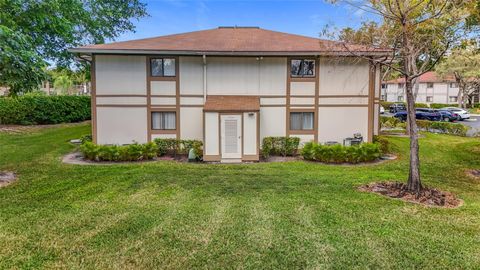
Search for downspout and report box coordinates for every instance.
[203,55,207,103]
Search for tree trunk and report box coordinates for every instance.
[405,77,422,194]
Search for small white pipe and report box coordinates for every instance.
[203,55,207,102]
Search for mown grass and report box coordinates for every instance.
[0,123,479,269]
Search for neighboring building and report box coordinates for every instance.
[382,72,461,104]
[70,27,388,162]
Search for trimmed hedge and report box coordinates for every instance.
[301,142,381,164]
[373,135,391,154]
[80,142,157,162]
[0,95,90,125]
[430,103,453,109]
[261,137,300,158]
[416,120,469,136]
[153,138,203,158]
[381,116,469,136]
[380,101,429,109]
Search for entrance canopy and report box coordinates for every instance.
[204,95,260,112]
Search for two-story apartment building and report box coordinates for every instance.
[70,27,389,162]
[382,72,461,104]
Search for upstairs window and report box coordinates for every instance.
[398,83,404,89]
[427,83,434,88]
[450,82,459,88]
[290,112,314,130]
[426,96,433,102]
[152,112,176,130]
[291,59,315,78]
[398,96,404,102]
[150,58,176,77]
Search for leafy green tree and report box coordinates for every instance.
[437,44,480,107]
[53,75,74,95]
[0,0,148,66]
[0,26,46,95]
[0,0,147,95]
[329,0,473,193]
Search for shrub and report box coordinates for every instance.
[0,95,90,125]
[261,137,300,158]
[301,142,381,164]
[373,135,390,154]
[380,116,403,129]
[80,141,158,162]
[380,101,428,109]
[417,120,469,136]
[80,134,92,144]
[153,138,203,158]
[430,103,452,109]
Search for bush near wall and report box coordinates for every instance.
[261,137,300,158]
[429,103,453,109]
[153,138,203,158]
[80,142,157,162]
[301,142,381,164]
[0,95,90,125]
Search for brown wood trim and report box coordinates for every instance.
[290,108,315,112]
[180,105,204,108]
[204,109,260,113]
[151,129,177,135]
[288,104,317,107]
[96,94,147,97]
[149,77,177,82]
[150,107,177,112]
[96,104,147,108]
[150,105,177,108]
[151,94,176,98]
[318,104,369,107]
[314,57,320,142]
[91,55,97,144]
[146,58,152,142]
[259,95,287,98]
[147,56,180,141]
[289,130,315,135]
[286,57,291,137]
[256,111,260,159]
[181,94,204,98]
[260,104,286,108]
[203,155,221,162]
[290,95,316,98]
[367,63,375,143]
[290,77,317,82]
[318,95,369,98]
[175,56,180,140]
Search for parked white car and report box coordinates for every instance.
[441,107,471,120]
[380,106,385,114]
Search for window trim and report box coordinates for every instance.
[289,111,315,134]
[151,111,177,133]
[149,57,177,78]
[426,83,434,88]
[290,59,317,79]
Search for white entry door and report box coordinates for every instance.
[221,114,242,159]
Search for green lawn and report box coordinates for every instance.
[0,123,479,269]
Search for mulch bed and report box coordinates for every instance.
[0,171,17,188]
[359,182,462,208]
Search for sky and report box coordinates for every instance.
[114,0,376,42]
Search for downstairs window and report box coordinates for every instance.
[290,112,314,130]
[152,112,176,130]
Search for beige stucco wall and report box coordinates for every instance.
[260,107,286,141]
[95,55,146,95]
[179,56,204,95]
[151,81,176,96]
[204,112,219,155]
[318,107,369,143]
[243,113,257,155]
[97,107,147,144]
[180,107,203,140]
[319,57,369,96]
[96,97,147,105]
[206,57,286,96]
[291,82,315,96]
[151,134,177,140]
